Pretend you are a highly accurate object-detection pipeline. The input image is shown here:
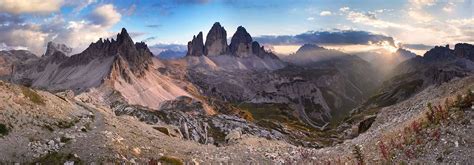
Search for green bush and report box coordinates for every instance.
[0,123,9,137]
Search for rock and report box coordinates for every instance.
[44,41,72,57]
[454,43,474,61]
[357,115,377,134]
[225,128,242,143]
[187,32,205,56]
[205,22,227,56]
[153,125,183,138]
[229,26,253,57]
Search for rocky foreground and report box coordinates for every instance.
[0,75,472,164]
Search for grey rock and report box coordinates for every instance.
[205,22,227,56]
[186,32,205,56]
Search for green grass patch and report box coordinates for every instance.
[20,86,45,105]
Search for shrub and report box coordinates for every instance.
[0,123,9,137]
[158,156,184,165]
[20,86,45,105]
[378,141,389,161]
[352,145,364,165]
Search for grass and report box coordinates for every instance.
[0,123,9,137]
[158,156,184,165]
[376,89,473,163]
[20,86,45,105]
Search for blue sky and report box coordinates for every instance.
[0,0,472,55]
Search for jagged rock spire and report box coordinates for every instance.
[229,26,253,57]
[205,22,227,56]
[186,32,205,56]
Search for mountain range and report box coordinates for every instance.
[0,22,472,164]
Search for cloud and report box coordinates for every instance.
[0,42,28,51]
[254,30,396,47]
[306,17,315,21]
[401,43,434,50]
[409,0,436,8]
[146,24,162,28]
[0,13,24,25]
[142,37,157,43]
[65,0,97,13]
[88,4,121,27]
[0,0,64,14]
[339,7,350,12]
[320,11,332,16]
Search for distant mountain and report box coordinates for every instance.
[282,44,349,65]
[185,22,284,71]
[353,44,474,114]
[356,48,417,78]
[182,24,381,131]
[157,49,186,60]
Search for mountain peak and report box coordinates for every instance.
[205,22,227,56]
[116,28,133,44]
[229,26,253,57]
[295,44,324,54]
[187,32,205,56]
[44,41,72,57]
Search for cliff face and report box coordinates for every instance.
[205,22,228,56]
[186,22,279,59]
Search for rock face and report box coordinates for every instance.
[205,22,227,56]
[186,22,279,60]
[454,43,474,61]
[229,26,253,57]
[12,28,155,92]
[393,48,416,61]
[186,32,205,56]
[44,42,72,57]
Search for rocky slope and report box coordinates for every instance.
[10,28,191,110]
[0,50,38,80]
[181,25,380,131]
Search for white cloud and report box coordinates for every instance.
[0,0,64,14]
[409,0,436,8]
[320,11,332,16]
[306,17,315,21]
[339,7,350,12]
[88,4,121,27]
[408,10,433,22]
[66,0,97,13]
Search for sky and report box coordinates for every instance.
[0,0,472,56]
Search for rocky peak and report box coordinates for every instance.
[229,26,253,57]
[454,43,474,61]
[116,28,134,45]
[295,44,324,55]
[394,48,416,60]
[204,22,228,56]
[186,32,205,56]
[423,45,455,61]
[61,28,153,76]
[44,42,72,57]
